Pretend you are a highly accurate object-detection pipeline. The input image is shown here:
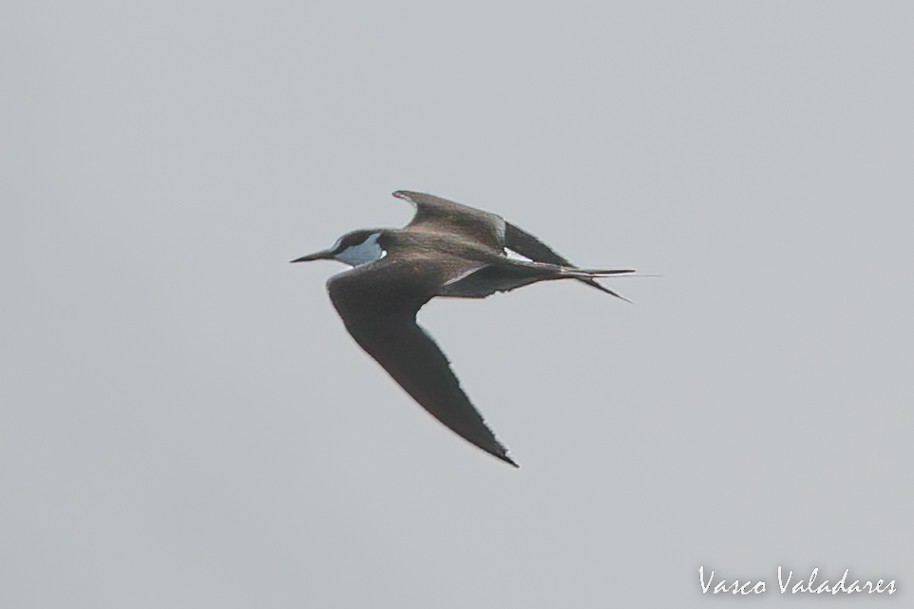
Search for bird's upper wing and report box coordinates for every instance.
[326,254,517,466]
[504,222,575,266]
[394,190,626,299]
[393,190,506,252]
[504,221,628,299]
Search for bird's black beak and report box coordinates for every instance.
[290,249,334,263]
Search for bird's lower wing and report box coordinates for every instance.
[327,266,517,466]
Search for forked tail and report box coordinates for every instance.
[558,267,636,302]
[562,267,635,277]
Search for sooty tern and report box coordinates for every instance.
[292,190,633,467]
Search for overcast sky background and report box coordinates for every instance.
[2,1,912,607]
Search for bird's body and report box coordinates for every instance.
[292,191,633,466]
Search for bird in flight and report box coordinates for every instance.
[292,190,633,467]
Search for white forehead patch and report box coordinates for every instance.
[334,233,387,267]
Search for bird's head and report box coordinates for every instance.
[290,229,387,267]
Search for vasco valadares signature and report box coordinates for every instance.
[699,565,896,596]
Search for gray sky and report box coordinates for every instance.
[2,1,912,607]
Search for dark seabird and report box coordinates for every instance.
[292,190,633,467]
